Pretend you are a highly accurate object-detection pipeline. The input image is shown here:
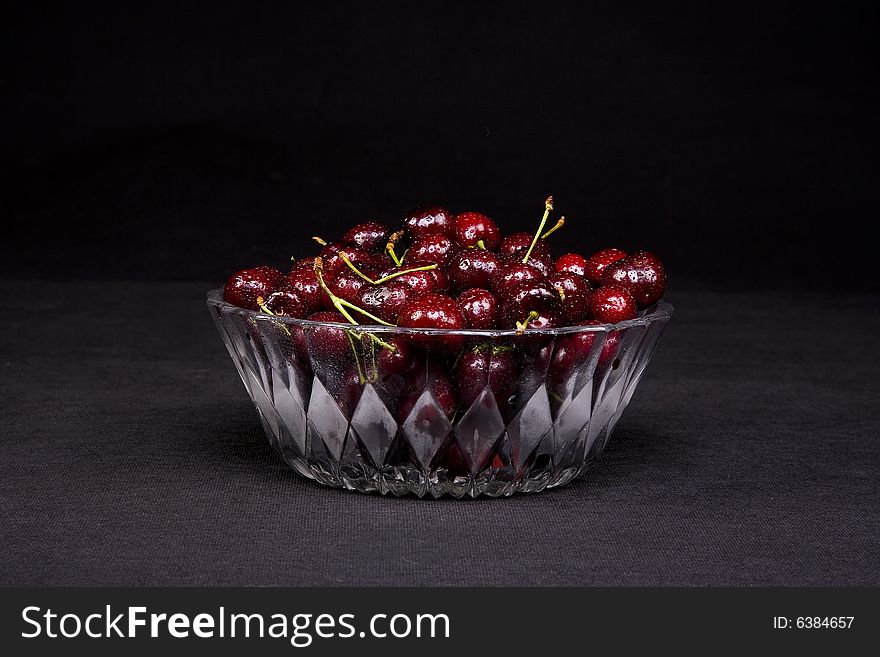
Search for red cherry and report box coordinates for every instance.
[305,311,351,356]
[456,288,499,330]
[403,206,453,239]
[499,232,548,256]
[398,362,457,421]
[456,347,517,414]
[447,250,502,293]
[368,252,394,272]
[499,280,561,327]
[317,241,345,260]
[491,260,544,298]
[223,266,284,310]
[452,211,501,250]
[408,233,458,266]
[383,261,448,294]
[343,221,389,252]
[555,253,589,277]
[321,268,370,310]
[322,246,372,279]
[336,366,366,415]
[589,284,637,323]
[286,264,324,311]
[376,337,421,378]
[551,321,619,380]
[397,293,466,351]
[583,248,627,285]
[357,281,410,324]
[547,272,592,324]
[600,250,667,308]
[261,288,314,318]
[509,247,553,276]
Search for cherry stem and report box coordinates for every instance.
[313,257,396,327]
[476,240,486,250]
[385,230,405,267]
[515,311,540,335]
[339,251,437,286]
[346,330,366,384]
[540,216,565,239]
[522,196,554,264]
[255,296,291,336]
[312,236,328,246]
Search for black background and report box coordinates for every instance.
[3,1,876,289]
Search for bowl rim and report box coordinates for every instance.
[206,289,673,336]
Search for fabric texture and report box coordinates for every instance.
[1,281,877,586]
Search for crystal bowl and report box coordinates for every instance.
[207,289,672,498]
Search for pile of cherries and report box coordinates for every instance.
[223,199,666,417]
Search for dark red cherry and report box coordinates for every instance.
[322,246,372,279]
[408,233,458,266]
[305,311,351,356]
[286,264,324,311]
[376,337,421,378]
[368,252,394,272]
[499,281,561,326]
[398,362,457,420]
[513,310,562,352]
[584,320,621,368]
[499,232,542,256]
[583,248,627,285]
[589,284,637,323]
[343,221,389,252]
[555,253,589,277]
[322,268,369,309]
[336,366,366,415]
[456,288,499,330]
[397,293,466,351]
[223,266,284,310]
[547,272,592,324]
[358,281,410,324]
[316,241,347,263]
[551,321,619,379]
[403,206,454,239]
[447,250,501,293]
[452,211,501,250]
[456,347,517,413]
[509,247,553,276]
[262,288,314,318]
[491,260,545,298]
[518,310,560,331]
[600,250,667,308]
[384,261,448,294]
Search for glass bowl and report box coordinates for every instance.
[207,289,672,498]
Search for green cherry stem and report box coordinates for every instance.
[255,296,291,336]
[313,258,395,326]
[515,310,540,335]
[522,196,554,264]
[540,216,565,239]
[338,251,438,286]
[346,330,366,384]
[476,239,486,250]
[312,236,328,246]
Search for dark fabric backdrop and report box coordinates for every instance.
[2,1,876,289]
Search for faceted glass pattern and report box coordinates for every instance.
[207,290,672,498]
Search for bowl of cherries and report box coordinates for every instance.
[207,198,672,497]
